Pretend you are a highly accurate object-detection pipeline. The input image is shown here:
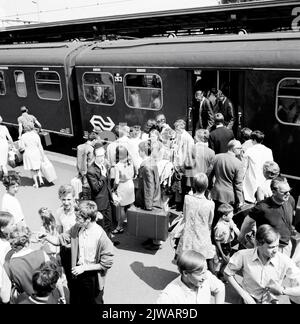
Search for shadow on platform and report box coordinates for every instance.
[130,261,178,290]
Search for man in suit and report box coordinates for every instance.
[86,143,117,244]
[215,90,235,130]
[209,113,235,154]
[194,90,214,131]
[210,139,244,227]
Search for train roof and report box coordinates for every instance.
[0,42,88,66]
[75,32,300,70]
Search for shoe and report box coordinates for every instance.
[141,238,153,246]
[144,243,162,251]
[111,227,124,234]
[33,183,38,188]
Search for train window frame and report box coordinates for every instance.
[82,72,116,106]
[14,70,27,98]
[0,70,6,96]
[276,77,300,127]
[34,71,62,101]
[123,73,163,111]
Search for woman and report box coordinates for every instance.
[20,123,45,188]
[176,173,216,273]
[0,115,13,178]
[112,146,135,234]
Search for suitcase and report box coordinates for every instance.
[127,206,169,241]
[39,131,52,147]
[41,156,57,183]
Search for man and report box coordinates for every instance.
[157,250,225,304]
[224,225,300,304]
[242,130,273,203]
[248,176,296,256]
[215,90,235,130]
[210,140,244,226]
[44,200,114,304]
[194,90,214,130]
[17,106,41,139]
[155,114,171,134]
[208,113,234,154]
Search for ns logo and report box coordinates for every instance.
[292,7,300,31]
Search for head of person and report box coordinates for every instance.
[94,143,106,165]
[263,161,280,180]
[270,176,291,204]
[38,207,56,233]
[20,106,28,114]
[119,125,130,138]
[87,131,98,145]
[218,203,234,222]
[240,127,252,142]
[155,114,166,130]
[144,119,157,134]
[214,113,224,126]
[160,127,176,146]
[112,125,120,139]
[250,130,265,144]
[195,90,205,102]
[129,125,141,139]
[227,140,242,157]
[0,211,14,239]
[3,172,21,196]
[23,123,34,133]
[195,129,209,143]
[174,119,186,134]
[256,225,280,260]
[8,226,31,252]
[116,145,130,163]
[75,200,98,229]
[193,173,208,194]
[177,250,208,289]
[138,140,152,159]
[92,126,102,137]
[149,129,160,141]
[217,90,225,101]
[32,261,60,298]
[58,184,75,210]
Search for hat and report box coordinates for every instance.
[20,106,28,113]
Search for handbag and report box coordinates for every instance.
[41,156,57,183]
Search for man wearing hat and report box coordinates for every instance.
[18,106,42,139]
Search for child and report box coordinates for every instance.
[214,203,240,280]
[38,207,60,258]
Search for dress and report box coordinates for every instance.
[20,131,43,171]
[115,161,135,207]
[176,194,216,259]
[0,125,10,167]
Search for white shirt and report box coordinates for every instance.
[56,207,76,233]
[78,223,103,265]
[157,273,224,304]
[1,193,25,225]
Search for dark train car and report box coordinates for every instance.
[74,33,300,192]
[0,42,89,155]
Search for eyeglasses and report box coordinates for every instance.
[277,189,291,196]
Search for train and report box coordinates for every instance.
[0,32,299,192]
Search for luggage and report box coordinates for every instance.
[127,206,169,241]
[39,131,52,147]
[41,156,57,183]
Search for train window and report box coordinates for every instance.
[276,78,300,126]
[124,73,163,110]
[35,71,62,101]
[83,72,115,106]
[0,71,6,95]
[14,71,27,98]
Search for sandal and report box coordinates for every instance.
[112,227,124,234]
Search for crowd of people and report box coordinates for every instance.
[0,90,300,304]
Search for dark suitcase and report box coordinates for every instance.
[39,131,52,147]
[127,206,169,241]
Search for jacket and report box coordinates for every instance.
[196,97,214,130]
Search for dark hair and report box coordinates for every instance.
[32,261,60,297]
[76,200,98,222]
[93,142,105,155]
[214,113,224,124]
[177,250,207,275]
[8,226,31,251]
[0,211,13,239]
[270,175,289,192]
[250,130,265,143]
[138,140,152,156]
[116,145,131,165]
[144,119,157,134]
[2,172,21,190]
[256,224,280,246]
[193,173,208,193]
[38,208,56,234]
[218,203,234,216]
[241,127,252,141]
[87,132,98,142]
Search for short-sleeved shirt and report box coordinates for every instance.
[56,207,76,233]
[214,219,237,244]
[157,273,224,304]
[224,248,300,303]
[249,196,295,245]
[1,193,25,225]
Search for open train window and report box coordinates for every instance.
[35,71,62,101]
[276,78,300,126]
[124,73,163,110]
[0,71,6,95]
[83,72,115,106]
[14,71,27,98]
